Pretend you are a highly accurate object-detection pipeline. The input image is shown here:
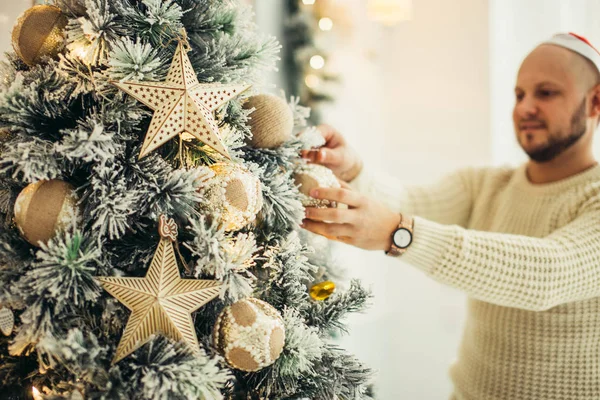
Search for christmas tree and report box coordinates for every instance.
[0,0,373,399]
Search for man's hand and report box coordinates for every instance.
[301,124,363,182]
[301,186,402,251]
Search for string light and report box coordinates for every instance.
[318,17,333,31]
[32,387,42,400]
[367,0,413,25]
[309,55,325,70]
[72,44,89,60]
[305,74,321,89]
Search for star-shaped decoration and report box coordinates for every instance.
[97,215,222,364]
[112,41,250,160]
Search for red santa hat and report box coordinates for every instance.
[543,32,600,74]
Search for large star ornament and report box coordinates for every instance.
[97,216,222,364]
[112,42,250,160]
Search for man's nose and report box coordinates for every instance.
[515,95,538,118]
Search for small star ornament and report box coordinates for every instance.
[97,215,222,364]
[112,40,250,160]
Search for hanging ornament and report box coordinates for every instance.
[310,281,336,301]
[12,5,68,66]
[0,307,15,336]
[14,180,80,247]
[213,298,285,372]
[111,39,250,160]
[96,215,222,364]
[294,163,341,208]
[204,163,263,232]
[243,94,294,149]
[69,390,84,400]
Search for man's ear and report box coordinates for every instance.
[589,83,600,118]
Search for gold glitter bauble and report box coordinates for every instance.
[206,163,263,232]
[213,298,285,372]
[294,163,341,208]
[12,5,67,66]
[310,281,336,301]
[14,180,80,247]
[243,94,294,149]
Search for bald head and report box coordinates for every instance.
[523,44,600,91]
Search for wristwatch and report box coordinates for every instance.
[385,214,414,257]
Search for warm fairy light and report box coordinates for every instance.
[319,17,333,31]
[309,55,325,70]
[72,44,89,60]
[302,0,315,4]
[305,74,321,89]
[368,0,413,25]
[32,387,42,400]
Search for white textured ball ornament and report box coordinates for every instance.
[14,180,80,247]
[206,163,263,232]
[243,94,294,149]
[213,298,285,372]
[294,163,341,208]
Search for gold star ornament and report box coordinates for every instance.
[97,215,222,364]
[112,41,250,160]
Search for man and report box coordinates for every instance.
[301,33,600,400]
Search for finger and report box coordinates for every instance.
[316,124,343,147]
[310,187,363,208]
[300,219,354,239]
[301,149,315,162]
[303,148,343,167]
[337,179,352,190]
[304,206,354,224]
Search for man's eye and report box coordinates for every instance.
[538,90,555,97]
[515,93,524,101]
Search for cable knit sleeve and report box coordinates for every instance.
[349,165,490,227]
[403,207,600,312]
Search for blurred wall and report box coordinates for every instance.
[0,0,31,54]
[321,1,489,398]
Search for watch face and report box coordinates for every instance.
[393,228,412,249]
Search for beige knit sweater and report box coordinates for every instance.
[349,162,600,400]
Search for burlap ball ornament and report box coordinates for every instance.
[213,298,285,372]
[205,163,263,232]
[294,163,342,208]
[14,180,80,247]
[12,5,68,67]
[243,94,294,149]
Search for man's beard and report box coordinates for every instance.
[523,99,587,163]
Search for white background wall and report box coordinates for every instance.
[316,1,488,398]
[0,0,33,54]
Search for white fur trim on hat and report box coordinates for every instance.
[543,32,600,74]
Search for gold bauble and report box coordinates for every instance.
[243,94,294,149]
[12,5,68,66]
[14,180,80,247]
[310,281,336,301]
[206,163,263,232]
[213,298,285,372]
[294,163,341,208]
